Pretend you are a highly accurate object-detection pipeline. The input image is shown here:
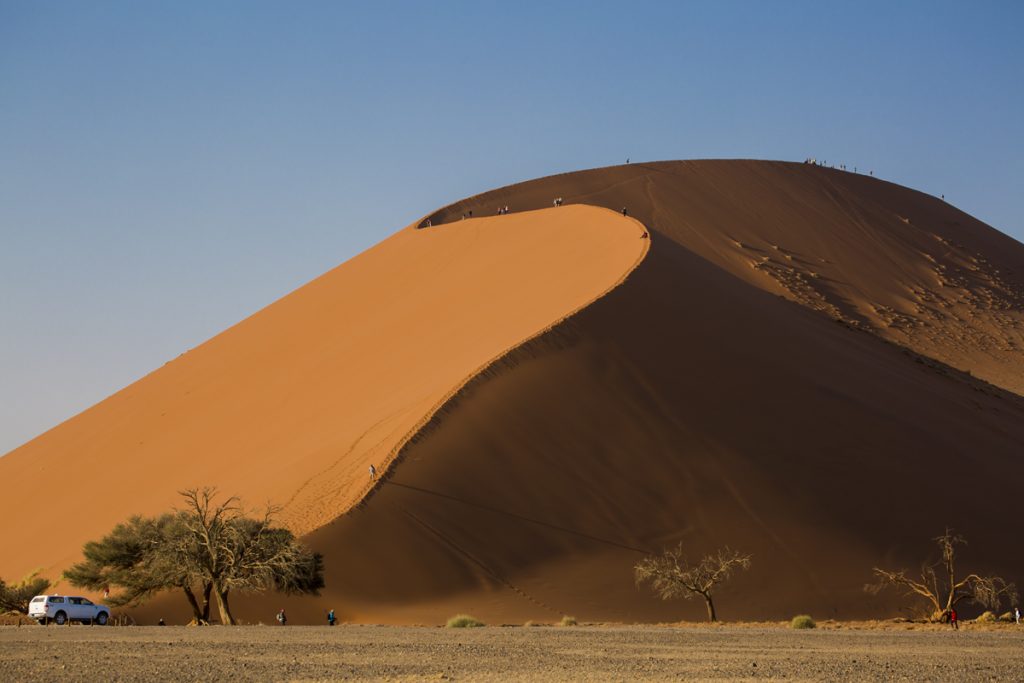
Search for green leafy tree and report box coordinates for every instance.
[0,571,51,614]
[66,488,324,625]
[65,513,214,622]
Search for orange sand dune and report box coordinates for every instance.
[0,205,648,584]
[7,160,1024,627]
[278,160,1024,625]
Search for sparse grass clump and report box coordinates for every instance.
[560,615,577,626]
[790,614,816,629]
[975,610,997,623]
[446,614,484,628]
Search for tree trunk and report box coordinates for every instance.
[201,582,213,622]
[182,586,203,623]
[213,586,234,625]
[704,594,717,622]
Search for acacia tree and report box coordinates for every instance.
[634,544,752,622]
[867,528,1017,621]
[66,514,215,622]
[66,488,324,625]
[0,571,51,614]
[174,488,325,625]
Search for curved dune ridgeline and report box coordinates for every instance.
[286,160,1024,626]
[7,160,1024,626]
[0,205,649,586]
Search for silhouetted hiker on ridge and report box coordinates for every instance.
[369,464,376,480]
[621,207,628,217]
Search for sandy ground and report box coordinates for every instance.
[2,624,1022,682]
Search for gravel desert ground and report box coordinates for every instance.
[2,624,1022,682]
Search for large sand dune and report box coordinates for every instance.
[0,204,648,583]
[4,160,1024,625]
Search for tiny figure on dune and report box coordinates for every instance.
[621,207,628,217]
[641,230,648,239]
[468,210,473,218]
[425,219,432,228]
[277,609,287,626]
[949,607,958,630]
[504,205,509,214]
[626,158,630,164]
[158,618,166,626]
[328,609,336,626]
[941,194,945,200]
[369,464,376,480]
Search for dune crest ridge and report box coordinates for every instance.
[0,204,648,584]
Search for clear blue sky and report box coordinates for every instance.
[2,1,1022,455]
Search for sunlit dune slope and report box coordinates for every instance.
[273,160,1024,625]
[0,205,649,584]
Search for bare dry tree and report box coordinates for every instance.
[174,488,323,625]
[866,528,1017,621]
[634,544,752,622]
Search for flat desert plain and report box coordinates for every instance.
[2,624,1022,681]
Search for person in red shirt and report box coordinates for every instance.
[949,608,958,630]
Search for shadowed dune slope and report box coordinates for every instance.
[0,205,648,584]
[273,160,1024,626]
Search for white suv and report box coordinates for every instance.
[28,595,110,625]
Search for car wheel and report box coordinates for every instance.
[95,612,109,626]
[54,611,67,625]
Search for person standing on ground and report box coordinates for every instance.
[369,464,376,480]
[621,207,628,217]
[277,609,287,626]
[1014,606,1020,624]
[328,609,336,626]
[949,607,958,630]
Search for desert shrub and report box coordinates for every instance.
[998,611,1013,622]
[975,610,997,623]
[446,614,484,628]
[790,614,816,629]
[560,615,578,626]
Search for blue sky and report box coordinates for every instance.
[2,1,1022,454]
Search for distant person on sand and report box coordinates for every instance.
[626,158,630,164]
[621,207,628,217]
[327,609,336,626]
[1014,606,1020,624]
[504,205,509,214]
[641,230,648,239]
[949,607,958,629]
[277,609,287,626]
[158,618,166,626]
[369,464,376,480]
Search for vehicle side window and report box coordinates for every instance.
[69,598,82,605]
[49,597,64,604]
[31,597,45,603]
[80,599,93,605]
